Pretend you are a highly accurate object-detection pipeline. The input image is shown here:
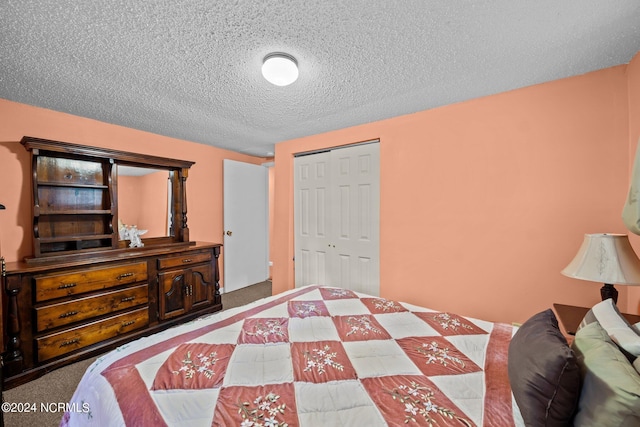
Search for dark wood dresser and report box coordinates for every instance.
[2,137,223,388]
[3,243,221,388]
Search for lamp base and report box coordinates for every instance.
[600,283,618,304]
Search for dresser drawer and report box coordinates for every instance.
[35,284,149,332]
[158,251,211,270]
[36,307,149,362]
[35,261,148,302]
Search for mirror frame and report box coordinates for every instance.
[108,147,195,248]
[21,137,195,260]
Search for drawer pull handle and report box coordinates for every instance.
[121,296,135,302]
[117,272,134,280]
[59,310,79,318]
[121,320,136,327]
[58,283,77,290]
[60,338,80,347]
[182,258,193,263]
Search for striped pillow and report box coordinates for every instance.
[580,298,640,358]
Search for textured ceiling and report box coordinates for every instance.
[1,1,639,157]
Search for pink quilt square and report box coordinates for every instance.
[361,297,408,314]
[291,340,358,383]
[288,300,330,318]
[361,374,476,426]
[319,287,358,300]
[213,383,299,427]
[414,312,487,336]
[238,317,289,344]
[396,336,481,376]
[151,343,234,390]
[332,314,392,342]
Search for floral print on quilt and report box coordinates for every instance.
[396,336,482,376]
[212,383,299,427]
[288,300,330,318]
[318,287,358,300]
[291,340,358,383]
[360,297,409,314]
[415,311,488,336]
[151,343,234,390]
[332,314,393,342]
[61,286,517,427]
[361,375,476,426]
[238,317,290,344]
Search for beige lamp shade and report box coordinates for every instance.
[562,234,640,303]
[562,234,640,285]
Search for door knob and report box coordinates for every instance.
[226,230,233,236]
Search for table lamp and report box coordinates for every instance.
[561,233,640,304]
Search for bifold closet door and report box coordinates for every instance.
[294,142,380,296]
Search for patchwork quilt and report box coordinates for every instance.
[61,286,524,426]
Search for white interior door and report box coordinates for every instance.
[294,142,380,295]
[223,159,269,292]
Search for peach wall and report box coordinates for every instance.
[273,65,632,324]
[626,51,640,314]
[119,171,169,238]
[118,175,143,229]
[0,99,266,289]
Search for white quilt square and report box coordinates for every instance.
[223,343,293,386]
[152,389,219,427]
[467,316,494,333]
[324,299,370,316]
[373,312,440,339]
[445,334,489,368]
[288,317,340,342]
[194,320,243,344]
[137,348,175,389]
[429,371,484,426]
[343,340,421,378]
[250,302,290,318]
[295,380,386,426]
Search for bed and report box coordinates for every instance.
[60,285,640,426]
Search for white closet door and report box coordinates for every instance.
[294,151,331,288]
[294,142,379,295]
[331,143,380,295]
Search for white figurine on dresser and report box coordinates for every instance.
[118,220,147,248]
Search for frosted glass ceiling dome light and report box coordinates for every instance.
[262,53,298,86]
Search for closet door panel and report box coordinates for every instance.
[331,144,380,296]
[294,152,332,287]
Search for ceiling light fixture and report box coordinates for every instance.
[262,53,298,86]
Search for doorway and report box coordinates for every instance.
[223,159,269,292]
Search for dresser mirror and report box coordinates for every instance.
[117,165,172,240]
